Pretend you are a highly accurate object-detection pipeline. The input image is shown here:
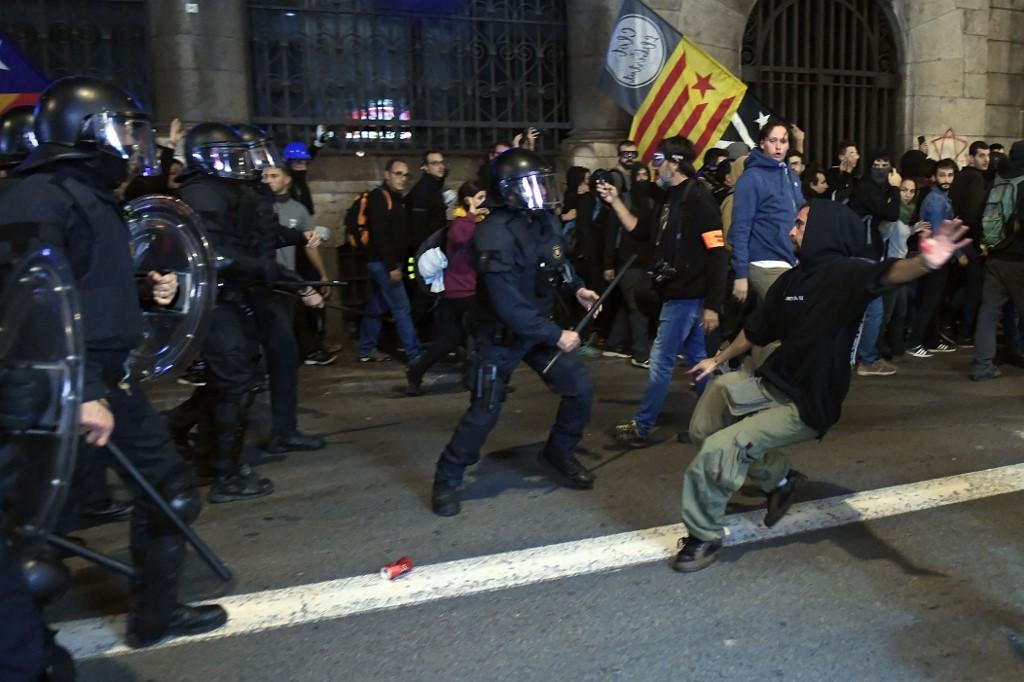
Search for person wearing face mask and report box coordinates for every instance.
[848,152,903,376]
[600,164,657,368]
[906,159,959,357]
[0,76,228,648]
[598,135,728,448]
[725,118,804,366]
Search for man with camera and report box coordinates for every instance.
[597,136,729,449]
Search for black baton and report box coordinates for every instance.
[542,253,638,375]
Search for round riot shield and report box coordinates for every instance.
[124,194,216,382]
[0,245,83,549]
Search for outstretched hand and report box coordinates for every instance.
[686,358,718,383]
[919,218,971,270]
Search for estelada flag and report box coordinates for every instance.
[0,34,48,115]
[629,37,746,163]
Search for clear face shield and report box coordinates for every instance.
[88,111,160,177]
[499,171,562,211]
[245,140,283,174]
[191,142,258,180]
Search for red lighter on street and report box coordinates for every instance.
[380,556,414,580]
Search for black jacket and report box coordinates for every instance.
[949,165,989,247]
[474,207,582,346]
[177,173,306,294]
[848,158,900,261]
[406,173,447,249]
[0,162,144,401]
[365,185,408,271]
[631,178,728,312]
[746,200,894,435]
[603,181,655,270]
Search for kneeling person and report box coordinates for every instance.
[673,201,969,572]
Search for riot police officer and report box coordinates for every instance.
[172,122,323,504]
[0,105,35,183]
[0,76,227,648]
[431,148,601,516]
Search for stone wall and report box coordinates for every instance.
[564,0,1023,170]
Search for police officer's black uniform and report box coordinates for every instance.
[0,76,226,650]
[432,149,597,516]
[172,123,322,503]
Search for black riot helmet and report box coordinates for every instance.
[18,76,159,176]
[490,148,561,212]
[185,122,257,181]
[232,123,283,174]
[0,105,37,170]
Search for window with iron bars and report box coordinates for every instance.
[0,0,151,109]
[248,0,570,155]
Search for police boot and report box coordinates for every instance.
[209,464,274,504]
[261,431,325,454]
[542,450,594,490]
[431,479,461,517]
[127,601,228,649]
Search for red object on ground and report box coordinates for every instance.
[380,556,414,580]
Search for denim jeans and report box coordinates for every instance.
[857,296,884,364]
[358,261,422,360]
[634,297,707,433]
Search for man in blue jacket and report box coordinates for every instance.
[906,159,958,357]
[726,118,803,365]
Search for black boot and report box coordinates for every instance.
[431,479,461,516]
[126,603,228,648]
[671,536,722,573]
[406,365,424,397]
[542,451,594,489]
[764,470,806,527]
[208,464,274,504]
[261,431,325,453]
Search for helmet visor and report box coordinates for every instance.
[500,171,562,211]
[192,142,258,180]
[246,140,283,173]
[93,112,160,177]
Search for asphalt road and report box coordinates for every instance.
[48,349,1024,681]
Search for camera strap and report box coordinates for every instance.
[654,180,694,265]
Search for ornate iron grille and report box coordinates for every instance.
[741,0,901,164]
[0,0,151,108]
[248,0,570,154]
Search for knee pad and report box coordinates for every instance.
[21,555,70,606]
[152,473,201,530]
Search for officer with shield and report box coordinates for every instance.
[0,76,227,648]
[431,148,601,516]
[170,122,324,503]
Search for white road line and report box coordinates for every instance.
[57,463,1024,660]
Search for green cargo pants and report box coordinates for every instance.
[681,372,818,541]
[748,264,789,367]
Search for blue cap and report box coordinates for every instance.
[283,141,312,161]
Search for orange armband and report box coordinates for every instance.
[701,229,725,249]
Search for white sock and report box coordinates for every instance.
[776,476,789,488]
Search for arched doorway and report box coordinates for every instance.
[741,0,901,164]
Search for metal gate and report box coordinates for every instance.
[248,0,570,154]
[0,0,151,107]
[741,0,901,164]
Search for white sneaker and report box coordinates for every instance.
[602,350,630,358]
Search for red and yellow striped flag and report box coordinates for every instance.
[629,37,747,163]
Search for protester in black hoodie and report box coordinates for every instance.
[671,200,970,572]
[948,141,991,342]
